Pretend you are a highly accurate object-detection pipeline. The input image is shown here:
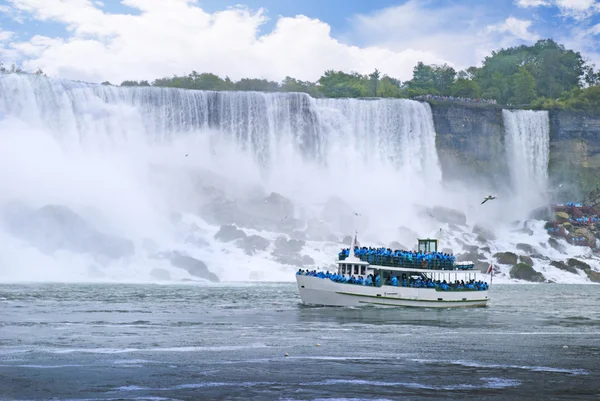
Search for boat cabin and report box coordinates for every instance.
[418,238,438,253]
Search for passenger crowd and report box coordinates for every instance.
[339,247,464,270]
[413,94,497,104]
[297,270,489,291]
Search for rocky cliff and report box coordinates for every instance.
[548,110,600,200]
[429,101,600,199]
[429,102,508,186]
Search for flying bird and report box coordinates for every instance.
[185,154,188,157]
[354,212,361,216]
[481,195,497,205]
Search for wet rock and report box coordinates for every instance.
[422,206,467,226]
[585,269,600,283]
[456,252,485,262]
[169,252,219,282]
[567,258,591,271]
[550,261,578,274]
[575,227,596,243]
[214,225,247,242]
[516,243,535,254]
[150,268,171,281]
[519,255,534,266]
[493,252,518,265]
[237,235,270,256]
[5,204,134,259]
[529,205,553,221]
[474,261,491,273]
[472,224,496,242]
[510,263,545,282]
[274,237,305,255]
[548,238,567,253]
[555,211,570,223]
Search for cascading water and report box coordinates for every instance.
[502,109,550,211]
[0,74,595,283]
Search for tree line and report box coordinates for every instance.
[2,38,600,113]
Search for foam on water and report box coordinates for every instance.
[0,74,598,283]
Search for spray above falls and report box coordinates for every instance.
[0,74,593,283]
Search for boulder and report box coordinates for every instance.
[237,235,270,256]
[510,263,545,282]
[516,243,535,254]
[474,260,491,273]
[168,253,219,282]
[214,225,247,242]
[575,227,596,243]
[274,237,305,255]
[585,269,600,283]
[480,246,491,253]
[519,255,534,266]
[555,211,570,223]
[423,206,467,226]
[529,205,552,221]
[493,251,518,265]
[550,261,578,274]
[456,252,485,262]
[548,238,567,253]
[472,225,496,242]
[567,258,591,271]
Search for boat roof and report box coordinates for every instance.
[365,264,478,274]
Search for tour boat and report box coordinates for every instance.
[296,235,491,308]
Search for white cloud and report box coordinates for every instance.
[0,0,561,84]
[515,0,551,7]
[347,1,540,73]
[486,17,540,41]
[516,0,600,19]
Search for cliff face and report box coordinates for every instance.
[429,102,600,200]
[548,110,600,199]
[429,102,509,186]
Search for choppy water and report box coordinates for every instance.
[0,283,599,400]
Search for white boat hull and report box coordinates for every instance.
[296,275,489,308]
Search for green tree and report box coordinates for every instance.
[511,67,536,105]
[317,70,368,98]
[377,75,403,97]
[368,69,380,97]
[450,78,481,98]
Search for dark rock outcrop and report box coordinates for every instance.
[237,234,269,255]
[493,251,518,265]
[473,224,496,242]
[550,261,578,274]
[519,255,534,266]
[214,225,246,242]
[510,263,545,282]
[168,252,219,282]
[516,243,535,254]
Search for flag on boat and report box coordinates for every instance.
[487,264,493,275]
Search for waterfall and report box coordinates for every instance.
[502,109,550,207]
[0,73,443,281]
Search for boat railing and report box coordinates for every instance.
[338,254,474,271]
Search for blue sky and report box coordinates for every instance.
[0,0,599,83]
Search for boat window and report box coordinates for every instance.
[342,264,347,275]
[354,265,359,275]
[360,265,365,275]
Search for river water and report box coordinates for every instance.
[0,283,599,400]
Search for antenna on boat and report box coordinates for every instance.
[348,230,360,261]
